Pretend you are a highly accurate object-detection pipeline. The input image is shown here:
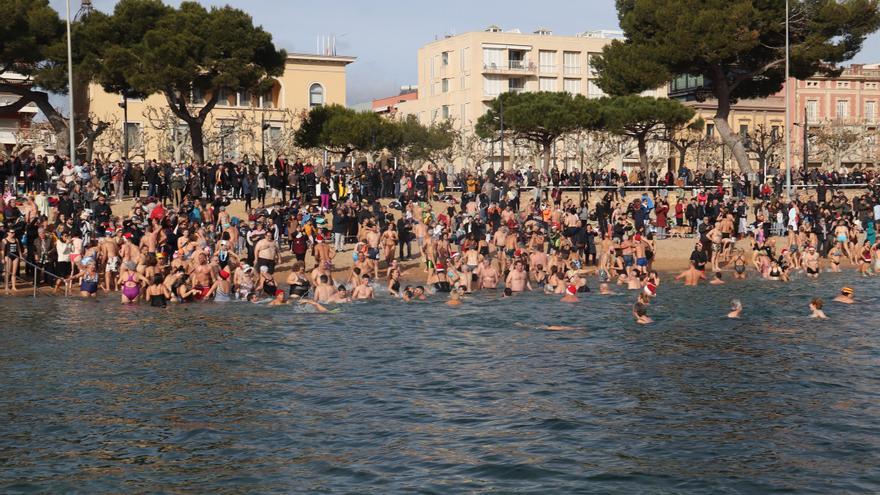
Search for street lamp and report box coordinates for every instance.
[64,0,94,165]
[65,0,76,164]
[784,0,792,199]
[118,92,129,161]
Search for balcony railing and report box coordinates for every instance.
[539,64,557,73]
[483,61,537,74]
[563,65,582,76]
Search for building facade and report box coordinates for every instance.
[399,27,669,171]
[87,53,355,163]
[372,86,418,117]
[0,73,55,156]
[669,64,880,170]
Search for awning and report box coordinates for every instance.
[0,130,16,145]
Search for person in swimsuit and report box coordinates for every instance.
[286,261,311,299]
[386,260,402,297]
[207,269,232,302]
[732,251,747,280]
[727,299,742,319]
[633,292,652,325]
[146,274,172,308]
[810,298,828,319]
[118,263,145,304]
[79,262,98,297]
[257,265,278,297]
[858,241,873,277]
[78,263,100,297]
[834,287,854,304]
[1,229,22,293]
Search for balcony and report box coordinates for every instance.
[483,60,537,75]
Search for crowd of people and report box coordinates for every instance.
[1,152,876,324]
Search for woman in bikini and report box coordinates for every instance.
[1,229,22,293]
[146,274,172,308]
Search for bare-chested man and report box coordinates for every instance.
[475,258,500,289]
[505,260,532,292]
[351,274,375,300]
[254,235,280,274]
[188,252,215,299]
[675,262,706,286]
[98,234,121,291]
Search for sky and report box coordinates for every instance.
[49,0,880,106]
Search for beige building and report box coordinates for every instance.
[399,26,666,171]
[87,53,355,163]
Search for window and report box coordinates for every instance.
[441,51,449,66]
[706,123,715,139]
[482,48,504,69]
[739,124,749,137]
[461,47,470,71]
[442,78,450,93]
[563,51,581,75]
[539,77,557,92]
[771,125,780,139]
[806,81,820,88]
[191,88,205,104]
[237,90,252,107]
[442,105,451,119]
[806,100,818,122]
[219,121,238,160]
[268,125,282,145]
[836,81,850,89]
[124,122,142,151]
[539,50,556,73]
[866,101,876,122]
[588,80,605,98]
[309,83,324,107]
[508,78,525,93]
[563,78,580,94]
[216,88,232,106]
[866,82,878,89]
[261,89,275,109]
[587,53,600,77]
[836,99,849,119]
[483,76,503,97]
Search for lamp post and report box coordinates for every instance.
[65,0,76,164]
[118,92,129,161]
[784,0,792,199]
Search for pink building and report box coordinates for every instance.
[372,86,418,117]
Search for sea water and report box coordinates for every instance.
[1,273,878,493]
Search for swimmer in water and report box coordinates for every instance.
[560,284,579,303]
[501,287,513,298]
[709,271,725,285]
[727,299,742,319]
[446,287,463,306]
[675,262,706,286]
[810,297,828,319]
[833,287,854,304]
[633,292,652,325]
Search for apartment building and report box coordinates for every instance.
[670,64,880,168]
[398,26,668,171]
[87,52,355,162]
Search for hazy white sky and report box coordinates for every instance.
[49,0,880,106]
